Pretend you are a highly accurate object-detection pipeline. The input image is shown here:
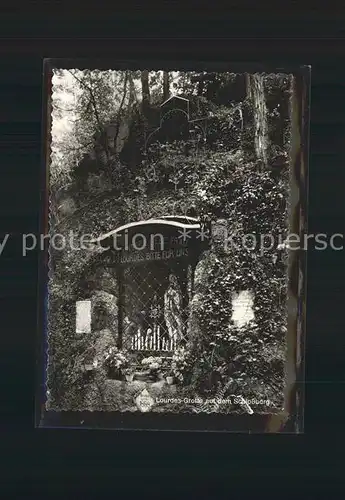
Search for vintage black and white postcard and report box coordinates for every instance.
[37,60,310,432]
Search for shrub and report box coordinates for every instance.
[103,347,130,373]
[141,356,164,377]
[171,347,195,385]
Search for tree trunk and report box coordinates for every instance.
[128,72,138,105]
[197,79,204,97]
[246,73,268,164]
[115,73,136,154]
[163,71,170,101]
[140,70,150,117]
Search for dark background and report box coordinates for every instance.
[0,6,344,495]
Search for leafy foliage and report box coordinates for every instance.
[103,347,130,373]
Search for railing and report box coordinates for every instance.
[131,325,177,352]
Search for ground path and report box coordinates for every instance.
[100,378,178,412]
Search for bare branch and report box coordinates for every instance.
[114,71,129,144]
[56,141,94,153]
[52,104,77,113]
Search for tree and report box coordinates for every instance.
[163,71,170,101]
[140,70,150,118]
[245,73,269,164]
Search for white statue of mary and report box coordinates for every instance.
[164,274,183,342]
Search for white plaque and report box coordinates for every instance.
[76,300,92,333]
[231,290,255,328]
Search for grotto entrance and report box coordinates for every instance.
[94,216,209,354]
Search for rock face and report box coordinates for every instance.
[187,251,214,341]
[86,172,112,194]
[91,291,118,336]
[87,267,118,296]
[93,328,117,358]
